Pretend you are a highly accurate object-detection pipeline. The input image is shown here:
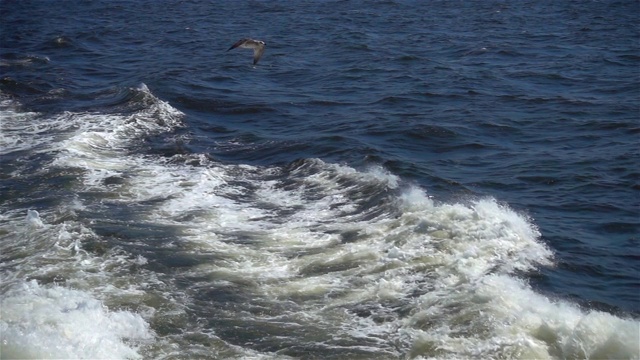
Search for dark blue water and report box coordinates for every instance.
[1,1,638,358]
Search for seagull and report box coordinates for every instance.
[227,38,266,65]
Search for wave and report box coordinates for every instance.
[1,280,152,359]
[1,87,638,359]
[0,84,182,155]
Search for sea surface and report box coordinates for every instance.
[1,1,639,359]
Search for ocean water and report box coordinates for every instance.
[1,0,638,359]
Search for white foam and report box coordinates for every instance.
[45,127,640,358]
[0,99,73,156]
[408,275,640,359]
[0,208,183,358]
[51,86,184,187]
[25,209,45,229]
[5,85,637,358]
[0,280,153,359]
[178,178,634,359]
[0,88,186,358]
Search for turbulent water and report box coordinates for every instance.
[1,1,639,359]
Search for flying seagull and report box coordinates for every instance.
[227,38,266,65]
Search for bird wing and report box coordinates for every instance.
[227,38,247,51]
[253,43,265,65]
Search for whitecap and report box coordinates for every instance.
[0,280,153,360]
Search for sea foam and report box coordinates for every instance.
[0,280,153,360]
